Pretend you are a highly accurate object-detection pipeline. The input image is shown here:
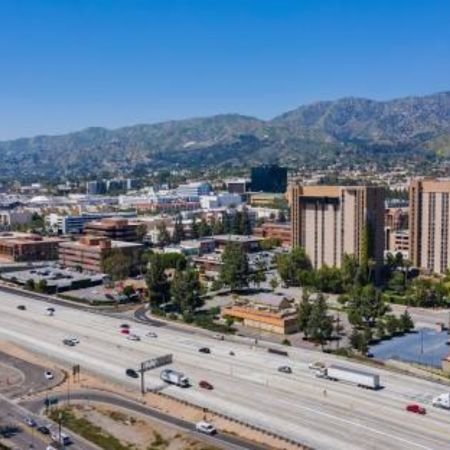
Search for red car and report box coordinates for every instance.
[406,404,426,414]
[199,380,213,390]
[120,328,130,334]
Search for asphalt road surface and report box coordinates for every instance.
[24,390,263,450]
[0,393,96,450]
[0,289,450,449]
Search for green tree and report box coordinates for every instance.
[35,279,48,293]
[399,309,414,332]
[385,315,400,336]
[191,216,200,239]
[349,327,369,354]
[376,320,386,340]
[298,291,313,339]
[198,217,212,237]
[171,268,203,313]
[135,224,148,242]
[250,265,266,289]
[145,254,171,308]
[276,247,312,287]
[172,214,185,243]
[347,285,388,327]
[306,293,333,349]
[157,222,171,246]
[212,217,225,235]
[240,208,252,235]
[102,251,133,281]
[25,279,35,291]
[269,277,279,290]
[232,211,243,234]
[219,243,250,291]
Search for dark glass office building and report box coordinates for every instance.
[250,165,287,193]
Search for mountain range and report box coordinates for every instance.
[1,91,450,182]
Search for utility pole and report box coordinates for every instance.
[140,363,145,395]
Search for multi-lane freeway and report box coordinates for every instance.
[0,289,450,450]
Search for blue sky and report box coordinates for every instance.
[0,0,449,139]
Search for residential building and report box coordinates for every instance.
[251,165,287,193]
[0,232,62,262]
[59,236,142,273]
[289,183,385,269]
[409,178,450,273]
[386,229,409,257]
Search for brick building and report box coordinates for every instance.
[0,232,62,262]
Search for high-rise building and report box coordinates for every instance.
[409,178,450,273]
[289,183,385,269]
[251,165,287,193]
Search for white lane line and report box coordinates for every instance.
[293,401,436,450]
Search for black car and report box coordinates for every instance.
[62,339,75,347]
[198,347,211,354]
[37,425,50,435]
[126,368,139,378]
[17,305,26,311]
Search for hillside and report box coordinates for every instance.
[1,91,450,181]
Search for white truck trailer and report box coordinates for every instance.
[432,393,450,409]
[316,365,381,390]
[160,369,190,387]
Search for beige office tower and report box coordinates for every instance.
[410,178,450,274]
[289,184,385,269]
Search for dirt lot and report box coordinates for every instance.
[64,403,220,450]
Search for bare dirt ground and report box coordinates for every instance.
[68,403,221,450]
[0,340,302,450]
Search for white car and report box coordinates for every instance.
[195,421,216,435]
[127,334,141,341]
[308,361,325,371]
[68,336,80,344]
[44,371,54,380]
[146,332,158,338]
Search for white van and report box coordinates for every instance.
[46,307,55,316]
[51,431,71,445]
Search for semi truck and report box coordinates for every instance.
[432,393,450,409]
[316,364,380,390]
[160,369,189,387]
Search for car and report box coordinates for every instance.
[24,417,36,427]
[308,361,325,371]
[195,421,216,435]
[198,347,211,354]
[68,336,80,344]
[278,365,292,374]
[17,305,26,311]
[406,404,426,414]
[37,425,51,435]
[213,334,224,340]
[62,339,75,347]
[120,323,130,328]
[127,334,140,341]
[126,368,139,378]
[146,332,158,338]
[46,446,60,450]
[44,371,54,380]
[46,307,55,316]
[120,328,130,334]
[199,380,213,390]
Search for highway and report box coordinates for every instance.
[0,290,450,449]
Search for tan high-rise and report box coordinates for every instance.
[289,183,385,269]
[409,178,450,274]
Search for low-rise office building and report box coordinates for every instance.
[59,236,143,273]
[84,218,140,242]
[0,232,62,262]
[221,293,298,335]
[253,222,291,246]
